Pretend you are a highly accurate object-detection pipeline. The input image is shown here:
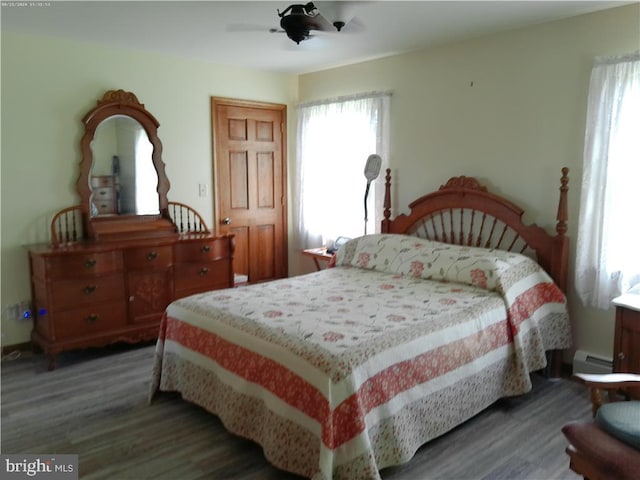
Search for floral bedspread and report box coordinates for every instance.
[150,235,571,480]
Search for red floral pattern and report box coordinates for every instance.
[357,253,371,268]
[323,331,345,342]
[470,268,488,288]
[410,261,424,277]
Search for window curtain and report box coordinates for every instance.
[294,92,391,249]
[575,52,640,309]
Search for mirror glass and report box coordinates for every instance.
[90,115,159,216]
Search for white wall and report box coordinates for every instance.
[296,4,640,360]
[0,32,297,345]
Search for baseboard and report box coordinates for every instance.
[1,341,31,355]
[560,361,573,378]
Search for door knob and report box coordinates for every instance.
[222,217,232,225]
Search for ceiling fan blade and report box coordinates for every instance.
[225,23,273,33]
[313,1,366,31]
[332,16,365,34]
[307,12,335,32]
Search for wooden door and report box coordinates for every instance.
[211,98,288,283]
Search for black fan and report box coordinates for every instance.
[226,2,361,47]
[277,2,335,44]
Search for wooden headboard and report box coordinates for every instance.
[381,168,570,293]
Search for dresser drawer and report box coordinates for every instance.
[53,301,127,340]
[174,261,231,293]
[92,187,115,214]
[124,245,173,270]
[175,239,232,262]
[93,199,116,215]
[93,187,114,200]
[91,175,115,188]
[45,251,123,278]
[50,274,124,309]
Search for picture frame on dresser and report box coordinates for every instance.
[26,89,235,370]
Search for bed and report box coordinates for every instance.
[150,168,572,480]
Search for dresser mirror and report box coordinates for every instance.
[91,115,159,216]
[77,90,173,241]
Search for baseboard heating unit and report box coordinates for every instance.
[572,350,613,375]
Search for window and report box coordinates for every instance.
[295,92,390,249]
[575,52,640,309]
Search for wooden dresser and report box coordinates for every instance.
[30,89,238,369]
[27,233,234,370]
[612,293,640,374]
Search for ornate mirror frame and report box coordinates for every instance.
[77,90,174,241]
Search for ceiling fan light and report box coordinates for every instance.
[288,30,311,44]
[279,3,318,44]
[315,1,356,29]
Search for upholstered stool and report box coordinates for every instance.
[596,401,640,450]
[563,420,640,479]
[562,373,640,480]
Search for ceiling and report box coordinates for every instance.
[1,1,629,74]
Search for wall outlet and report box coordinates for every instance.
[6,304,20,322]
[19,301,33,320]
[1,303,31,321]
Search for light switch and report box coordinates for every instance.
[198,183,208,197]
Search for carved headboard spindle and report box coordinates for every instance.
[556,167,569,237]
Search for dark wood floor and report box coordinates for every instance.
[1,344,589,480]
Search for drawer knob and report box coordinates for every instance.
[201,245,211,253]
[618,352,625,360]
[85,259,97,268]
[198,267,209,276]
[147,251,158,261]
[85,314,99,324]
[84,285,97,294]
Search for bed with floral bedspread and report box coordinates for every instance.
[150,234,571,480]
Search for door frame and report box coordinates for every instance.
[210,96,288,279]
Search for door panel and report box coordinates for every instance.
[256,120,274,141]
[256,224,275,281]
[257,153,275,208]
[229,118,248,140]
[212,97,287,284]
[229,151,249,209]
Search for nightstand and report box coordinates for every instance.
[302,247,334,271]
[612,293,640,374]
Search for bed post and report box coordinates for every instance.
[381,168,392,233]
[549,167,570,378]
[556,168,569,235]
[553,167,570,293]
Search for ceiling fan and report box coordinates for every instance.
[277,2,351,44]
[226,1,361,48]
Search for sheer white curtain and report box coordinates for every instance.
[295,92,390,249]
[575,52,640,309]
